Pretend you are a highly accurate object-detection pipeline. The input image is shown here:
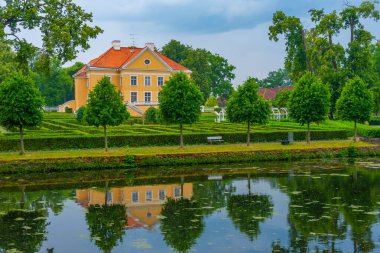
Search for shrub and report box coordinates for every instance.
[205,96,218,107]
[145,107,159,124]
[76,106,86,124]
[65,107,73,113]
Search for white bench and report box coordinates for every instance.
[207,136,223,144]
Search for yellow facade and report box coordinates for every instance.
[76,183,193,228]
[61,45,190,117]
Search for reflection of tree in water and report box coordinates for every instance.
[276,168,380,253]
[192,179,235,216]
[227,193,273,241]
[160,198,204,253]
[0,209,48,253]
[86,204,127,253]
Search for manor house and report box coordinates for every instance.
[59,40,191,116]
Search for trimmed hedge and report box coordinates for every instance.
[369,116,380,126]
[0,130,348,152]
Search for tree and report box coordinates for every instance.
[0,72,44,154]
[336,77,374,141]
[161,40,192,63]
[159,72,203,147]
[86,204,127,253]
[204,96,218,108]
[0,0,103,70]
[161,198,204,253]
[226,78,271,146]
[76,106,86,124]
[0,42,17,83]
[145,107,159,124]
[273,89,293,108]
[288,73,330,143]
[260,68,293,88]
[84,77,129,151]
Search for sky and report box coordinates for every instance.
[65,0,380,85]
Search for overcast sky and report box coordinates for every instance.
[67,0,380,84]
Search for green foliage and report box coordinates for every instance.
[84,77,129,128]
[1,0,103,69]
[161,40,235,100]
[161,198,204,252]
[86,204,127,253]
[227,193,273,241]
[159,72,203,125]
[0,42,17,83]
[76,106,86,124]
[259,68,293,88]
[84,76,129,150]
[289,73,330,126]
[64,107,73,113]
[273,89,293,108]
[336,77,374,123]
[144,107,159,124]
[204,96,218,107]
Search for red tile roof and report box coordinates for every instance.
[258,86,294,100]
[74,46,189,77]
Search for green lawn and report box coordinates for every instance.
[0,140,373,162]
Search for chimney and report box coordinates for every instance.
[112,40,121,50]
[145,42,155,51]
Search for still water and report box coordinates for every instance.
[1,159,380,253]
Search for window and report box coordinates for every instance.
[132,192,139,203]
[144,59,151,65]
[144,92,151,103]
[147,212,153,218]
[159,190,165,201]
[106,192,113,204]
[174,187,181,198]
[157,76,164,86]
[144,76,151,86]
[131,92,137,103]
[146,191,152,202]
[130,76,137,86]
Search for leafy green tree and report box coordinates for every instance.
[260,68,293,88]
[336,77,374,141]
[0,42,17,83]
[208,53,235,99]
[86,204,127,253]
[161,198,204,253]
[1,0,103,69]
[76,106,86,124]
[273,89,293,108]
[159,72,203,147]
[288,73,330,143]
[0,72,44,154]
[204,96,218,108]
[226,78,271,146]
[145,107,159,124]
[372,82,380,115]
[161,40,192,63]
[84,77,129,151]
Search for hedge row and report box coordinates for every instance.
[0,130,348,152]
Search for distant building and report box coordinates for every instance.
[258,86,294,101]
[59,40,191,116]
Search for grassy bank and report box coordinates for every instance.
[0,141,377,174]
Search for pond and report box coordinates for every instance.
[1,159,380,252]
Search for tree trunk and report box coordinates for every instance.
[350,23,354,43]
[180,124,184,148]
[301,29,313,73]
[181,176,184,198]
[104,181,109,205]
[103,125,108,152]
[329,33,338,71]
[247,121,251,146]
[247,174,251,195]
[307,122,311,144]
[354,120,357,142]
[20,125,25,155]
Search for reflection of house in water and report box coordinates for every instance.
[76,183,193,229]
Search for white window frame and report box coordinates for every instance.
[159,190,165,201]
[130,91,138,103]
[146,191,153,202]
[157,76,164,87]
[174,187,181,198]
[144,76,151,87]
[130,75,137,86]
[132,192,139,203]
[144,92,152,103]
